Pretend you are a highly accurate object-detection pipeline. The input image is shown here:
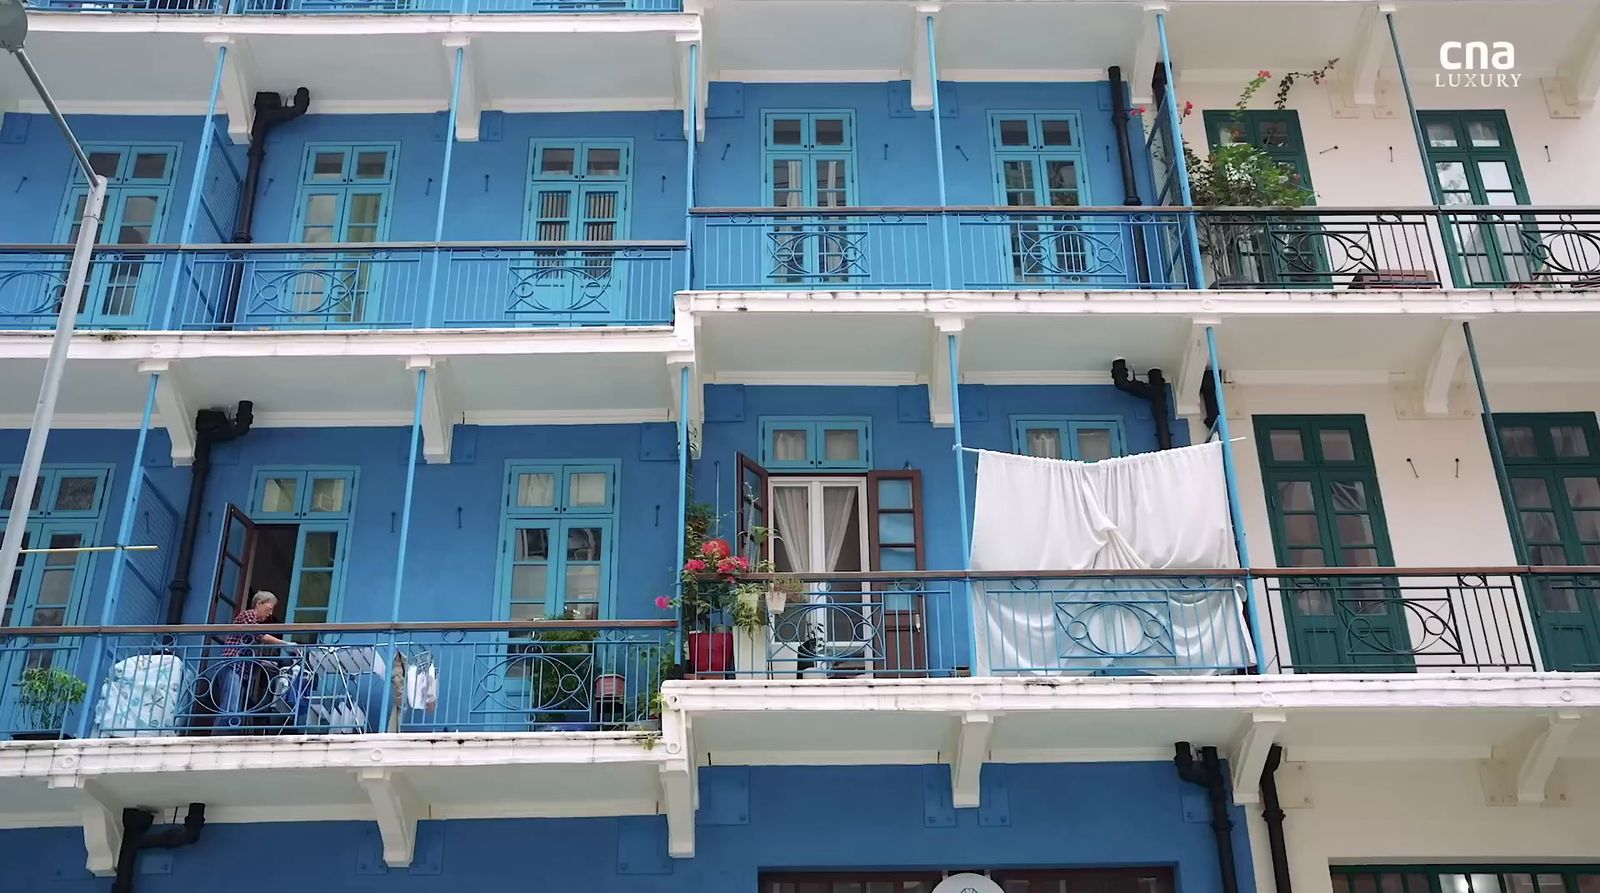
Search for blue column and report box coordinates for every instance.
[391,369,427,621]
[423,45,466,327]
[158,43,229,330]
[1154,12,1206,289]
[1204,326,1265,669]
[926,15,953,290]
[78,372,160,737]
[683,42,699,292]
[674,364,690,661]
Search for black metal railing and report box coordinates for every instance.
[1198,208,1444,290]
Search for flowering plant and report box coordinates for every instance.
[661,515,806,632]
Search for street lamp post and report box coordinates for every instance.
[0,0,110,603]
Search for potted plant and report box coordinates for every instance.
[15,666,88,741]
[529,622,598,729]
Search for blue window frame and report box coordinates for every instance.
[1011,416,1126,461]
[54,144,180,327]
[246,467,358,625]
[273,144,398,328]
[0,465,112,730]
[760,417,872,471]
[516,140,634,324]
[499,461,620,620]
[761,111,856,208]
[987,112,1099,286]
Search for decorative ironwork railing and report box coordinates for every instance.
[25,0,680,11]
[1197,208,1444,290]
[437,242,684,327]
[0,620,673,741]
[692,209,940,291]
[950,209,1192,289]
[0,246,175,330]
[1436,208,1600,289]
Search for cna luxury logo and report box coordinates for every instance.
[1436,41,1523,87]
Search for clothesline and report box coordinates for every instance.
[956,437,1247,455]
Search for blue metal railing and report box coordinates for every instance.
[690,207,1197,291]
[26,0,680,11]
[1,620,673,740]
[0,246,176,330]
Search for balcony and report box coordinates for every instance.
[23,0,680,12]
[0,241,687,332]
[0,619,673,741]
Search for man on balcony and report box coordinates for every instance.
[215,591,296,726]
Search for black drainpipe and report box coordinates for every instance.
[1107,66,1142,206]
[111,804,206,893]
[1261,745,1292,893]
[1200,368,1220,432]
[1112,358,1173,450]
[222,88,311,324]
[1175,743,1240,893]
[165,402,254,625]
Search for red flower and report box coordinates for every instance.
[1183,100,1194,114]
[655,595,672,610]
[1130,106,1146,117]
[715,557,740,576]
[684,558,708,573]
[732,555,750,571]
[1257,69,1271,78]
[700,538,731,560]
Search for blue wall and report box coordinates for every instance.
[695,384,1186,570]
[699,81,1155,207]
[0,763,1253,892]
[0,423,680,627]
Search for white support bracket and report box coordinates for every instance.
[357,768,423,867]
[138,359,195,467]
[1229,711,1287,805]
[658,704,696,857]
[47,776,121,877]
[1391,318,1472,420]
[1173,317,1218,420]
[441,37,482,142]
[406,357,453,465]
[1516,711,1582,804]
[950,711,994,809]
[203,35,257,146]
[1551,7,1600,112]
[928,316,965,428]
[1129,3,1168,106]
[1336,4,1396,112]
[668,350,703,459]
[677,34,707,142]
[910,4,941,112]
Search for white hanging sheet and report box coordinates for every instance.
[969,440,1254,675]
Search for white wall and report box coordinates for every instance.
[1172,76,1600,206]
[1245,759,1600,893]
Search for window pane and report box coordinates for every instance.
[1277,480,1315,511]
[997,119,1031,146]
[1026,428,1062,459]
[823,429,860,463]
[877,478,912,510]
[1566,476,1600,508]
[1521,511,1559,541]
[1319,429,1356,461]
[1467,120,1502,147]
[1269,429,1305,462]
[586,148,622,177]
[354,151,389,179]
[565,565,600,602]
[510,566,548,606]
[1426,121,1459,147]
[1287,548,1324,567]
[1258,120,1290,147]
[1040,118,1074,146]
[1514,477,1554,508]
[516,473,557,508]
[568,472,608,508]
[1284,514,1321,546]
[130,152,169,180]
[540,147,576,176]
[304,193,338,226]
[772,429,809,462]
[308,477,347,514]
[89,151,121,178]
[567,526,603,562]
[347,193,383,227]
[296,571,332,609]
[516,528,550,561]
[311,151,345,180]
[878,513,915,544]
[1343,548,1380,567]
[1330,481,1367,511]
[261,477,299,513]
[301,531,338,568]
[1552,425,1591,457]
[1336,514,1374,547]
[770,118,803,146]
[1075,428,1113,461]
[1434,161,1470,193]
[1575,511,1600,541]
[53,476,99,512]
[814,118,846,146]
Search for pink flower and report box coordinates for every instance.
[684,558,708,573]
[1183,100,1194,114]
[733,556,750,571]
[1130,106,1146,117]
[715,557,740,575]
[700,538,731,560]
[655,595,672,610]
[1257,69,1271,78]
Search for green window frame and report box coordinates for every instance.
[1011,416,1126,461]
[759,417,872,471]
[1492,412,1600,671]
[1202,110,1315,194]
[1419,110,1533,287]
[1332,864,1600,893]
[54,143,180,327]
[246,466,358,625]
[499,461,620,621]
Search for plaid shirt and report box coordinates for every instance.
[222,609,269,658]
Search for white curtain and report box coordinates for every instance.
[772,486,812,573]
[821,487,858,572]
[969,441,1254,676]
